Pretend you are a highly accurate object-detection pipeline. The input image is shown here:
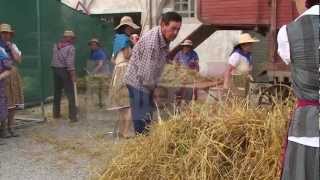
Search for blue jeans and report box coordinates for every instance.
[127,85,154,134]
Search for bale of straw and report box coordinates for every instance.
[100,100,291,180]
[160,65,217,87]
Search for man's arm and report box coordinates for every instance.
[66,46,76,81]
[223,65,236,89]
[93,60,104,74]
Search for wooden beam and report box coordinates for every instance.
[269,0,277,63]
[168,24,216,59]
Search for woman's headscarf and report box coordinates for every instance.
[113,33,130,56]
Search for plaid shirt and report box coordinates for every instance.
[124,27,169,92]
[51,44,76,71]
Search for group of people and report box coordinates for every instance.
[0,12,198,143]
[0,23,23,145]
[51,13,201,138]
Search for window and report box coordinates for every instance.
[174,0,195,18]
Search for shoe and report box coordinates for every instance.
[8,129,20,138]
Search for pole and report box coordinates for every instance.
[269,0,277,63]
[36,0,47,122]
[149,0,153,28]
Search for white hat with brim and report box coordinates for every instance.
[114,16,140,30]
[63,30,75,37]
[180,39,193,46]
[88,38,100,45]
[0,24,14,33]
[238,33,260,44]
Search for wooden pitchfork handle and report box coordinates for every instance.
[74,82,79,107]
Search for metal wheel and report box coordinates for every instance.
[258,84,294,107]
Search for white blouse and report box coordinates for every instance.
[228,51,252,75]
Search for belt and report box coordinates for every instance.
[297,99,320,108]
[116,61,128,67]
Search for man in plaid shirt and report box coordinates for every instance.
[51,30,78,122]
[124,12,182,134]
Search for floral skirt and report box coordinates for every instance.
[5,66,24,110]
[106,63,130,110]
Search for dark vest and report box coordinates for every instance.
[286,15,319,138]
[287,15,319,101]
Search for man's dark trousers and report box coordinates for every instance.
[52,67,77,121]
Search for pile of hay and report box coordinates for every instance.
[77,75,111,93]
[77,75,112,108]
[100,100,291,180]
[160,64,218,86]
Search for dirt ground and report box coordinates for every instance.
[0,88,212,180]
[0,97,119,180]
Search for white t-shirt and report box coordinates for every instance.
[228,51,252,75]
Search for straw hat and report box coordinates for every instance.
[88,38,100,45]
[0,23,14,33]
[63,30,75,37]
[238,33,259,44]
[114,16,140,30]
[180,39,193,46]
